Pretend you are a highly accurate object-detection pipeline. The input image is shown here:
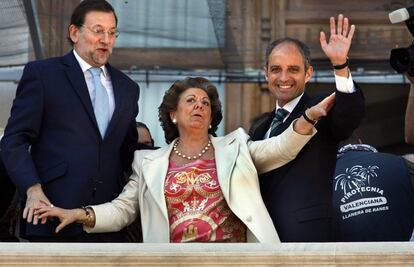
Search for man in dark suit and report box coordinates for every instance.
[249,15,365,242]
[0,0,139,242]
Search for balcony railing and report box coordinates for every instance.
[0,242,413,266]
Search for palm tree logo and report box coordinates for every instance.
[334,165,379,195]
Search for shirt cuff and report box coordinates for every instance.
[334,72,356,93]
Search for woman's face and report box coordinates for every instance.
[171,88,212,133]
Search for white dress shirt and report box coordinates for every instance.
[73,50,115,118]
[264,73,356,139]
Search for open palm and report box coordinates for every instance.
[320,14,355,65]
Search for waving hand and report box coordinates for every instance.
[320,14,355,66]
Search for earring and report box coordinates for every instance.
[209,124,212,129]
[172,118,177,124]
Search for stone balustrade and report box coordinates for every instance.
[0,242,413,266]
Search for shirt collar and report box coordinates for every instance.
[72,49,109,78]
[275,92,304,114]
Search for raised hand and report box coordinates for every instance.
[320,14,355,66]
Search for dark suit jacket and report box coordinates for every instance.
[0,152,15,220]
[0,152,19,242]
[249,87,365,242]
[0,51,139,241]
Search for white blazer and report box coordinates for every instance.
[85,124,316,242]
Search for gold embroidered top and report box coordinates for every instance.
[165,159,246,242]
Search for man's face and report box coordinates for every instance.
[264,42,313,107]
[69,11,117,67]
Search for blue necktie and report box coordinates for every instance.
[89,67,110,137]
[269,108,289,137]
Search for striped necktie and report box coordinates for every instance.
[89,67,110,137]
[269,108,289,137]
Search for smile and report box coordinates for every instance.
[278,84,293,89]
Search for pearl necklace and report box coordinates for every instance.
[173,139,212,160]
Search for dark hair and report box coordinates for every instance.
[136,121,154,147]
[136,121,150,131]
[67,0,118,45]
[158,77,223,144]
[265,37,311,70]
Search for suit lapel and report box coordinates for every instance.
[62,52,97,128]
[271,94,311,137]
[251,113,273,141]
[212,134,239,199]
[63,54,127,139]
[142,145,172,221]
[104,64,125,138]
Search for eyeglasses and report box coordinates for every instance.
[81,25,120,39]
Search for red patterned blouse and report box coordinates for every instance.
[165,159,246,242]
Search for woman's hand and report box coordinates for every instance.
[293,93,336,135]
[35,202,85,233]
[307,93,336,121]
